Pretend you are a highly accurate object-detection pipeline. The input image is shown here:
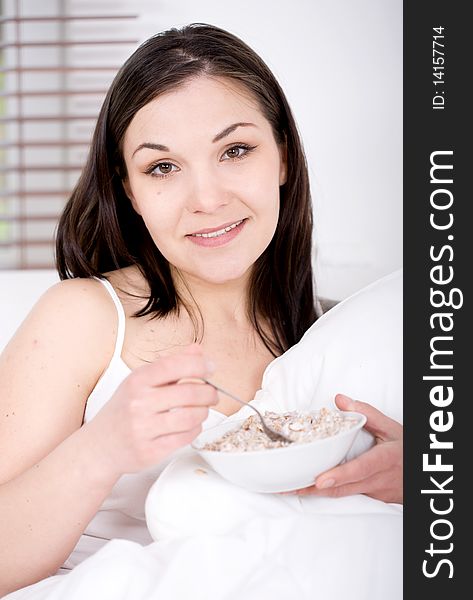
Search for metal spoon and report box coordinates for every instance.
[202,378,293,444]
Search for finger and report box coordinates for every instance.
[299,471,402,503]
[296,481,365,497]
[132,351,215,389]
[137,423,205,463]
[157,382,218,412]
[297,477,379,498]
[152,423,204,454]
[148,405,211,438]
[179,343,217,370]
[129,382,219,415]
[335,394,402,441]
[180,343,204,355]
[314,444,386,489]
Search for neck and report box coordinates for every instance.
[172,267,252,328]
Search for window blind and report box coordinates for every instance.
[0,0,142,269]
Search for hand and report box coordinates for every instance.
[85,344,218,476]
[294,394,403,504]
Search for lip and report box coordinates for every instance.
[188,220,245,235]
[186,218,247,248]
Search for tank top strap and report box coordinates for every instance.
[94,277,126,361]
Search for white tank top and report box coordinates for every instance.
[61,278,226,571]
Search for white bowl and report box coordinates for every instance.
[191,411,367,493]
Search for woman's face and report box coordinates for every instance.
[122,75,286,285]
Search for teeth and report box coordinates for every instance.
[192,219,244,238]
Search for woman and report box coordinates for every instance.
[0,24,402,596]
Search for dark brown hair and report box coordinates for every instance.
[56,23,317,356]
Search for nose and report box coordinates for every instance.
[185,168,230,214]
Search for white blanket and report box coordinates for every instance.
[5,270,403,600]
[8,489,402,600]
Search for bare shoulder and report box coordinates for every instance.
[13,276,117,349]
[0,274,126,483]
[0,275,120,402]
[38,275,115,312]
[104,265,150,315]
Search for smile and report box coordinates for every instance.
[189,219,245,238]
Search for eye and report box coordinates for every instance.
[221,144,257,161]
[145,161,179,178]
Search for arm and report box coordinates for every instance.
[0,279,117,594]
[0,280,217,595]
[295,394,403,504]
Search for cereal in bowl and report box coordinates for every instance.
[202,408,360,452]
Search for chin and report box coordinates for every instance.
[190,259,253,286]
[201,268,250,285]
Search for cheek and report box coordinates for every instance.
[143,212,175,242]
[244,161,281,217]
[134,198,180,249]
[129,180,175,223]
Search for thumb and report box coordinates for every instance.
[334,394,402,441]
[181,342,203,355]
[179,343,216,378]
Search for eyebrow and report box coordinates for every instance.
[132,142,169,158]
[131,122,256,158]
[212,121,256,142]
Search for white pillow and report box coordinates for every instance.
[250,269,403,458]
[145,269,403,543]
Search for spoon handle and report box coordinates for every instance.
[202,378,292,444]
[201,379,246,406]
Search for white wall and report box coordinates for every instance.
[137,0,403,300]
[2,0,402,299]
